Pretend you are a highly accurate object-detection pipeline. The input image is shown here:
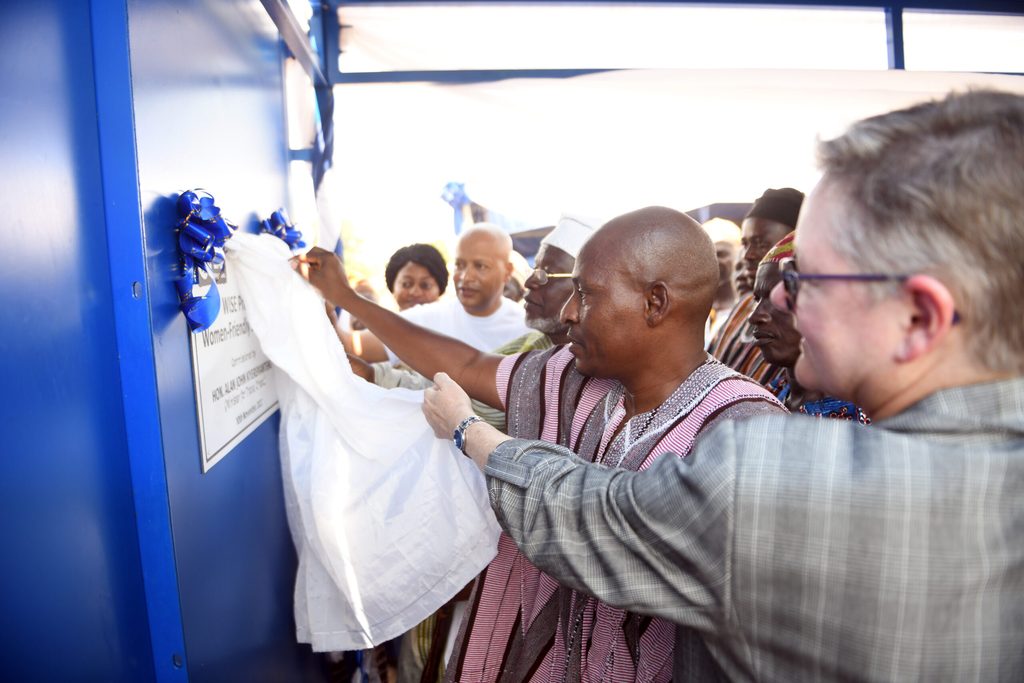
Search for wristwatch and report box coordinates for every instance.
[453,415,484,455]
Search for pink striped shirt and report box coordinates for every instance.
[448,347,782,682]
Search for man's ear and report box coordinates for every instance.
[644,282,670,327]
[504,259,514,284]
[895,274,958,362]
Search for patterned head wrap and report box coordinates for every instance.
[760,231,796,266]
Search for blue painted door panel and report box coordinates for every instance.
[0,1,154,680]
[0,0,329,680]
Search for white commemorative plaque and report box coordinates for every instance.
[188,260,278,472]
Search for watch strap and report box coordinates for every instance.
[454,415,484,455]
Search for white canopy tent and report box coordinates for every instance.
[322,67,1024,268]
[274,2,1024,280]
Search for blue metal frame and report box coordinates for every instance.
[319,0,1024,84]
[264,0,336,188]
[89,2,188,681]
[885,5,906,70]
[262,0,329,87]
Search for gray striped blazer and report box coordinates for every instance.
[485,378,1024,681]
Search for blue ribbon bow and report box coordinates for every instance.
[259,208,306,250]
[441,181,469,210]
[175,189,236,332]
[442,182,471,235]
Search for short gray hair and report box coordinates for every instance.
[818,89,1024,373]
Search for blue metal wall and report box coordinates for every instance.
[0,1,155,681]
[1,0,327,680]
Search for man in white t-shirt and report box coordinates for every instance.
[344,223,530,364]
[388,225,528,362]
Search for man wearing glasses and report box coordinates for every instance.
[352,215,595,396]
[419,89,1024,680]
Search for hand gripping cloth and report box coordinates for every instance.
[225,232,500,651]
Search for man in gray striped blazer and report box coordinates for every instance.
[423,89,1024,681]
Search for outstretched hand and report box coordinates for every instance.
[291,246,352,307]
[423,372,474,440]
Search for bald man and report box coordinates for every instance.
[298,206,783,682]
[345,223,530,363]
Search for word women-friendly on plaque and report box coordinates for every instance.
[189,260,278,472]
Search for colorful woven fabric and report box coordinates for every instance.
[768,374,871,424]
[760,231,795,265]
[445,348,784,682]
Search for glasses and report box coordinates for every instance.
[778,258,909,309]
[778,258,961,323]
[530,267,573,286]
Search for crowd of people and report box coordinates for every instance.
[296,89,1023,681]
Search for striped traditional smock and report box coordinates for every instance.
[445,346,783,682]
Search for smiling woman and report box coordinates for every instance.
[383,243,448,311]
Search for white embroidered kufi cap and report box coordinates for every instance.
[540,213,601,259]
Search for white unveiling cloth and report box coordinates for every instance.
[225,232,500,651]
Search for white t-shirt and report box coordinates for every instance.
[386,296,530,364]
